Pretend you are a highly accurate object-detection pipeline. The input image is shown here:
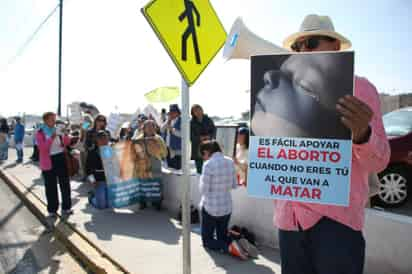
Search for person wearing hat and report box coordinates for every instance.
[161,104,182,170]
[269,15,390,274]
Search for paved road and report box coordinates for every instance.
[0,178,87,274]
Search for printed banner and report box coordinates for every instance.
[107,179,161,208]
[107,113,124,138]
[100,142,162,208]
[68,102,82,124]
[248,52,354,206]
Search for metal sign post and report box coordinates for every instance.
[57,0,63,116]
[141,2,227,273]
[181,77,191,274]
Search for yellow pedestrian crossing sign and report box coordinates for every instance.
[142,0,227,85]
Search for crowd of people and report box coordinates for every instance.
[0,102,253,256]
[0,103,249,210]
[0,13,392,273]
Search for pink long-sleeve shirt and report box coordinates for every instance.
[274,77,391,231]
[36,130,71,171]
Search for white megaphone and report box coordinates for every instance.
[223,17,289,60]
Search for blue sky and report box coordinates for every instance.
[1,0,411,117]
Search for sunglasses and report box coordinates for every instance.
[291,36,336,52]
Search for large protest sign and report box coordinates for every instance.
[100,141,162,208]
[248,52,354,206]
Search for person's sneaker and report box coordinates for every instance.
[48,212,58,218]
[239,238,259,259]
[62,209,73,216]
[45,213,57,232]
[228,240,248,260]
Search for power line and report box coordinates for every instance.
[5,4,60,68]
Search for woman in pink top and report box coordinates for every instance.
[36,112,73,220]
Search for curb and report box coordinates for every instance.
[0,167,130,274]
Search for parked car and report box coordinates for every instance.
[372,107,412,207]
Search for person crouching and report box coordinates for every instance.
[199,140,249,260]
[86,130,109,209]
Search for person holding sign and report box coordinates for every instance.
[133,120,168,210]
[86,130,110,209]
[133,120,168,179]
[268,15,390,274]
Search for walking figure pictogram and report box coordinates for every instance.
[179,0,201,64]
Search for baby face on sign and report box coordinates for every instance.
[252,53,352,140]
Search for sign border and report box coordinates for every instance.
[247,51,355,206]
[141,0,227,86]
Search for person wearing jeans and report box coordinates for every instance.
[36,112,73,221]
[199,140,249,260]
[14,117,25,163]
[86,130,109,209]
[201,207,232,252]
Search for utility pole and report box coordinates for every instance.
[57,0,63,116]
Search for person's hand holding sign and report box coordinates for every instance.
[336,95,373,144]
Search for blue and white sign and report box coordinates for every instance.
[248,52,354,206]
[247,137,352,206]
[107,178,162,208]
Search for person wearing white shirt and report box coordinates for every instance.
[199,140,250,260]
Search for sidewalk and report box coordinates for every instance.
[0,148,282,274]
